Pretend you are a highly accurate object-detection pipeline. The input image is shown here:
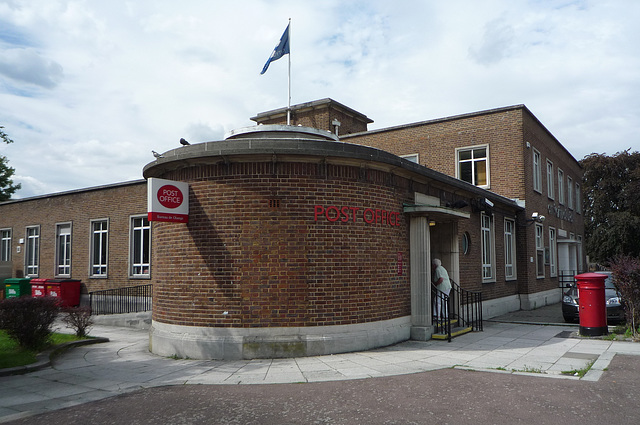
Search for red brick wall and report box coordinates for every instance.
[151,162,412,328]
[0,182,147,293]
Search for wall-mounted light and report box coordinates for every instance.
[524,212,546,225]
[429,220,436,227]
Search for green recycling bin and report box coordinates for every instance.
[4,277,32,299]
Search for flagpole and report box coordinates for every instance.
[287,18,291,126]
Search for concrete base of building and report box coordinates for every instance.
[483,295,522,319]
[149,316,412,360]
[410,326,434,341]
[519,288,562,311]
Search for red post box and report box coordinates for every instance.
[575,272,608,336]
[46,279,82,307]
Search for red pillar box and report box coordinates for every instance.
[575,272,608,336]
[30,278,49,298]
[46,279,82,307]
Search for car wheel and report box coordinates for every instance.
[563,315,576,323]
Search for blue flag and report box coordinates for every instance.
[260,24,290,75]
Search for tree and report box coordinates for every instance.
[0,126,21,201]
[580,149,640,264]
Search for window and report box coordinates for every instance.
[130,216,151,277]
[55,223,72,277]
[481,213,495,281]
[575,183,581,214]
[577,235,584,273]
[533,149,542,193]
[1,228,11,262]
[535,223,545,278]
[401,153,419,163]
[567,176,573,210]
[25,226,40,276]
[549,227,557,277]
[504,219,516,280]
[457,145,489,187]
[546,160,554,199]
[557,169,564,204]
[462,232,471,255]
[91,219,109,277]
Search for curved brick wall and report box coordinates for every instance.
[143,126,418,359]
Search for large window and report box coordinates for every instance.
[504,219,516,280]
[130,216,151,277]
[557,169,565,205]
[576,183,582,214]
[25,226,40,276]
[481,213,495,281]
[535,223,545,278]
[457,145,489,187]
[55,223,72,277]
[91,219,109,277]
[533,148,542,193]
[549,227,557,277]
[0,228,11,262]
[546,160,554,199]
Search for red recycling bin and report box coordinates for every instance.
[576,272,608,336]
[45,279,82,307]
[31,278,49,298]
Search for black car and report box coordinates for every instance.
[562,272,625,324]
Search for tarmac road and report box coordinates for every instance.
[6,354,640,425]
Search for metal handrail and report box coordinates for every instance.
[89,284,152,315]
[432,280,483,342]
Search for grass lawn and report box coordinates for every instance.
[0,330,84,369]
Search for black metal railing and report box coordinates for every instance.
[559,270,577,289]
[89,284,152,315]
[432,280,483,342]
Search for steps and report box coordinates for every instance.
[432,325,473,340]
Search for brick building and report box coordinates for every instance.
[0,99,584,359]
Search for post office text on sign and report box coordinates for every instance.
[314,205,401,226]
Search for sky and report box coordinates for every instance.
[1,0,639,199]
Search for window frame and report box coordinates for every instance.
[575,183,581,214]
[504,218,517,281]
[557,168,565,205]
[25,225,40,277]
[549,227,557,277]
[481,212,496,282]
[400,153,419,164]
[567,176,573,210]
[456,145,490,188]
[90,219,109,278]
[0,228,11,262]
[129,215,151,279]
[55,222,72,277]
[533,148,542,193]
[535,223,545,278]
[546,159,554,200]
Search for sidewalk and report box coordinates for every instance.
[1,308,640,423]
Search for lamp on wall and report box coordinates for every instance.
[429,220,436,227]
[524,212,546,225]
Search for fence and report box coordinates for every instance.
[89,284,152,315]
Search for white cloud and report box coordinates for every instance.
[1,0,640,199]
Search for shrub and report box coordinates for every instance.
[610,255,640,338]
[0,297,60,350]
[61,306,93,338]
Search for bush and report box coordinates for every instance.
[0,297,60,350]
[610,255,640,338]
[61,306,93,337]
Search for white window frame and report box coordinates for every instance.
[400,153,419,163]
[25,225,40,277]
[546,160,554,200]
[535,223,545,278]
[90,219,109,277]
[567,176,574,210]
[576,183,582,214]
[549,227,557,277]
[481,213,495,282]
[1,228,11,262]
[504,218,516,280]
[55,222,72,277]
[129,215,151,278]
[456,145,490,188]
[533,148,542,193]
[557,168,565,205]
